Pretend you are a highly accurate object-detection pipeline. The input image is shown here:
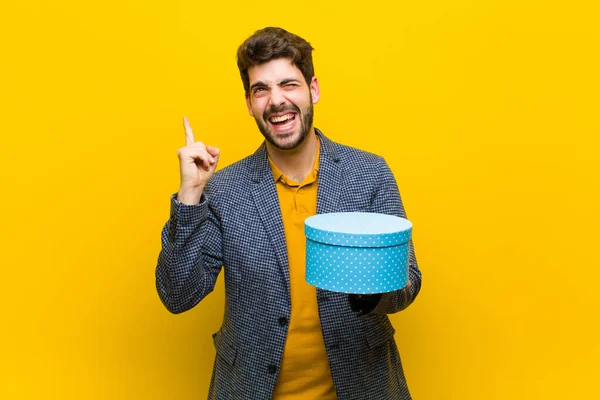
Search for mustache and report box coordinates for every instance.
[263,104,301,123]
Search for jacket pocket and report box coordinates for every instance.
[365,316,396,349]
[212,331,238,366]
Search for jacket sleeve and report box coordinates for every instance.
[368,156,422,315]
[155,191,223,314]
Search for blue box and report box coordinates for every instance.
[305,212,412,294]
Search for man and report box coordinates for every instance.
[156,27,422,400]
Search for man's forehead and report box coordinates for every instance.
[247,58,304,84]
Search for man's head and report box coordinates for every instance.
[237,27,315,96]
[237,27,320,151]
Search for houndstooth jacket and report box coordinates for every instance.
[156,129,422,400]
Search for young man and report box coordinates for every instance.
[156,27,422,400]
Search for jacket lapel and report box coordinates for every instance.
[313,130,343,301]
[246,130,343,297]
[315,129,343,214]
[248,143,291,289]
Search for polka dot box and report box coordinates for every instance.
[305,212,412,294]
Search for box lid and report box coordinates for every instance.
[305,212,412,248]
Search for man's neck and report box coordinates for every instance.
[267,129,319,184]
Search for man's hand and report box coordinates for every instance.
[348,293,382,316]
[176,117,220,205]
[348,280,411,316]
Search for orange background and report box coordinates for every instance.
[1,0,599,398]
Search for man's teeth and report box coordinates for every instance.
[270,114,294,123]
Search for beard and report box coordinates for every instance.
[254,99,314,151]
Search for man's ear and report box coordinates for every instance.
[245,95,254,117]
[310,76,320,104]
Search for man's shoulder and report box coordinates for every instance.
[209,153,255,186]
[202,155,257,205]
[326,136,387,168]
[335,142,383,159]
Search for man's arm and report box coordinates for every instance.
[349,156,422,315]
[155,192,223,314]
[155,117,223,314]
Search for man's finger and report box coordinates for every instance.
[206,145,220,157]
[183,117,195,146]
[184,148,213,169]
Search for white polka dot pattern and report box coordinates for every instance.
[305,212,412,294]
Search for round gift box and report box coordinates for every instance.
[305,212,412,294]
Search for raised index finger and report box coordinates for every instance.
[183,117,195,146]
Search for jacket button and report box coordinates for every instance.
[278,316,288,326]
[268,365,277,374]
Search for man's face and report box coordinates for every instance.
[245,58,320,150]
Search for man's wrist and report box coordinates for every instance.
[177,186,204,205]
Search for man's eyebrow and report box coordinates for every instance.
[279,78,302,85]
[249,78,302,92]
[249,81,269,92]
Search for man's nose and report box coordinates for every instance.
[269,87,287,108]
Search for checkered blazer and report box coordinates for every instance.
[156,129,422,400]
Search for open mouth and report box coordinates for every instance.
[268,112,297,132]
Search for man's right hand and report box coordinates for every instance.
[176,117,220,205]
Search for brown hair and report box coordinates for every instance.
[237,27,315,95]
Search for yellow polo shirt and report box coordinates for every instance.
[268,142,337,400]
